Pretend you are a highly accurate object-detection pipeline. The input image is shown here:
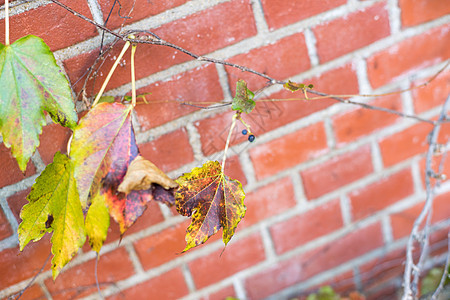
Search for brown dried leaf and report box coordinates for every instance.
[118,156,178,194]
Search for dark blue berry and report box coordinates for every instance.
[248,135,255,142]
[242,129,248,135]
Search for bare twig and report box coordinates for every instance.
[431,233,450,300]
[402,94,450,300]
[14,253,51,300]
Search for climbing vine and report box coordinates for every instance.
[1,1,449,299]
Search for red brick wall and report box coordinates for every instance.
[1,0,449,299]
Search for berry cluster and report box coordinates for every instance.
[241,129,255,142]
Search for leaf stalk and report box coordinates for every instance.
[92,41,131,107]
[5,0,9,45]
[130,43,137,107]
[221,113,238,171]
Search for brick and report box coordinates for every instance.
[139,128,194,172]
[0,235,51,290]
[133,221,188,270]
[226,33,310,92]
[245,222,384,299]
[270,198,343,254]
[429,227,450,256]
[201,285,236,300]
[5,284,45,300]
[0,143,36,188]
[0,208,12,240]
[250,122,328,179]
[333,94,402,144]
[349,168,414,221]
[390,191,450,239]
[301,146,374,200]
[314,2,390,63]
[99,0,188,29]
[413,71,450,113]
[379,122,432,167]
[65,0,256,96]
[189,233,265,289]
[359,248,405,291]
[134,64,223,130]
[223,156,247,186]
[240,177,296,229]
[196,64,358,156]
[37,123,72,165]
[45,247,135,300]
[107,268,189,300]
[367,25,450,88]
[261,0,346,30]
[0,0,97,51]
[7,188,31,223]
[399,0,450,27]
[365,282,400,300]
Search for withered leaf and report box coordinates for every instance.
[175,161,246,252]
[118,155,178,194]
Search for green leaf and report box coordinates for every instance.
[0,35,78,171]
[85,192,110,253]
[284,80,314,92]
[18,152,85,279]
[175,161,246,252]
[231,80,255,114]
[421,267,444,295]
[97,95,116,104]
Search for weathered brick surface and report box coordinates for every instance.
[349,168,414,221]
[250,122,328,179]
[245,222,384,299]
[399,0,450,27]
[1,0,448,298]
[301,146,374,200]
[367,25,450,88]
[314,2,390,63]
[0,0,97,51]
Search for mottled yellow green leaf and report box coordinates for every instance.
[85,193,110,253]
[0,36,77,171]
[18,152,85,279]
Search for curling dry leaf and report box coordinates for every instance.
[118,155,178,194]
[175,161,246,252]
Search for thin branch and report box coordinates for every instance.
[402,94,450,300]
[14,253,51,300]
[431,233,450,300]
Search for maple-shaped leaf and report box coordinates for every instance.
[18,152,85,279]
[0,35,78,171]
[175,161,246,252]
[70,102,136,208]
[118,155,178,194]
[231,79,255,114]
[70,102,161,234]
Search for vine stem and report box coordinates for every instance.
[402,94,450,299]
[5,0,9,45]
[92,41,131,107]
[130,43,137,107]
[221,113,238,172]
